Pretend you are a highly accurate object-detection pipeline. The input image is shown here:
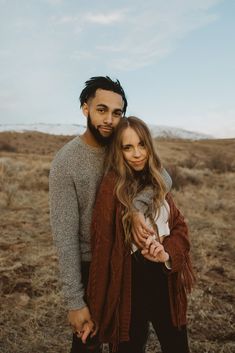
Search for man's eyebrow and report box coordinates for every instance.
[113,108,123,112]
[96,104,123,112]
[96,104,108,108]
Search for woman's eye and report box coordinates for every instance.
[122,146,131,151]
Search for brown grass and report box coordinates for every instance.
[0,132,235,353]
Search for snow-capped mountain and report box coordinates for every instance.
[0,123,86,136]
[0,123,213,140]
[149,124,213,139]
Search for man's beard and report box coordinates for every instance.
[87,114,114,146]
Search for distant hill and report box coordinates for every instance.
[149,124,213,140]
[0,123,85,136]
[0,123,213,140]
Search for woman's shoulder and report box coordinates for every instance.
[165,192,177,213]
[98,170,118,195]
[102,170,117,184]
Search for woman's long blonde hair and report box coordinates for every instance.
[105,116,167,245]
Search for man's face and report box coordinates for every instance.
[82,89,124,145]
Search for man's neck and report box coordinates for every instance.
[80,130,102,148]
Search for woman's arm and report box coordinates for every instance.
[163,193,190,273]
[141,193,190,273]
[131,167,172,248]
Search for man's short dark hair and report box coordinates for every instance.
[79,76,127,114]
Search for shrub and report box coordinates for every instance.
[0,142,17,152]
[180,154,199,169]
[166,165,202,190]
[1,183,18,207]
[207,153,234,173]
[166,165,187,190]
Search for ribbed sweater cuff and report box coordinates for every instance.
[66,297,87,311]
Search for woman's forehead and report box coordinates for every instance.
[121,127,141,143]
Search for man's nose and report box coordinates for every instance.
[103,112,113,124]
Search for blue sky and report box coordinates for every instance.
[0,0,234,137]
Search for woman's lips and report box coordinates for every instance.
[131,159,146,165]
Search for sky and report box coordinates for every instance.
[0,0,234,138]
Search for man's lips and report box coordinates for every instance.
[99,126,113,133]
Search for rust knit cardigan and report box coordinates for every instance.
[87,171,194,348]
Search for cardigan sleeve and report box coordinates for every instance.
[163,193,190,274]
[87,172,117,326]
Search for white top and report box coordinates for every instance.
[132,199,170,253]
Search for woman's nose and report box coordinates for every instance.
[133,148,141,157]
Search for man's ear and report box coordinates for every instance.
[82,103,89,118]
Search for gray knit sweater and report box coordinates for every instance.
[49,136,106,309]
[49,136,172,310]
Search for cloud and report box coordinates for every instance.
[85,10,126,25]
[51,15,80,25]
[45,0,64,5]
[107,0,221,70]
[67,0,223,71]
[52,10,126,26]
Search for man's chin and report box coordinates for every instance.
[95,132,113,146]
[99,131,113,138]
[87,116,113,145]
[96,129,114,145]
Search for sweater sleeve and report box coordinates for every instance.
[49,157,86,310]
[132,167,172,214]
[87,172,117,326]
[163,193,190,274]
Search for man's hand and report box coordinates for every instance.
[68,306,94,342]
[132,212,155,248]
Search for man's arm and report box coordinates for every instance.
[49,158,91,333]
[131,167,172,248]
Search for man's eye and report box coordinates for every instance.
[113,111,122,118]
[97,109,105,113]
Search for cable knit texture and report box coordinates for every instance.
[87,171,195,348]
[49,136,106,309]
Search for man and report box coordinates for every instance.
[49,76,128,353]
[49,76,171,353]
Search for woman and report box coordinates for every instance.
[86,116,195,353]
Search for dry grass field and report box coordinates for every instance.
[0,131,234,353]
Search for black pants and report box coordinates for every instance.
[116,252,190,353]
[70,262,102,353]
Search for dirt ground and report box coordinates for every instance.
[0,132,234,353]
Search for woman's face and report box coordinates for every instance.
[121,127,148,171]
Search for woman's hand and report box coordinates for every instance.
[80,320,98,344]
[141,235,170,263]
